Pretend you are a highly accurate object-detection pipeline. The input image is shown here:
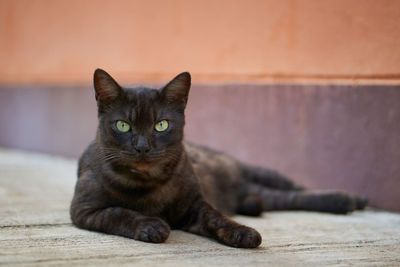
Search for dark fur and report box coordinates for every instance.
[70,69,367,248]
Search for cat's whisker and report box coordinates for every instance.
[98,149,123,163]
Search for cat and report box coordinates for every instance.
[70,69,367,248]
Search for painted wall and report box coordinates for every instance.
[1,0,400,84]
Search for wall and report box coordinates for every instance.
[1,83,400,212]
[0,0,400,84]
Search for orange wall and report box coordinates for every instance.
[1,0,400,84]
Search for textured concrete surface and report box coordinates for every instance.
[1,148,400,266]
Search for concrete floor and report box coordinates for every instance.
[1,148,400,266]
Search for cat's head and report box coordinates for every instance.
[93,69,190,167]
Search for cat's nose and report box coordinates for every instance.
[135,135,151,154]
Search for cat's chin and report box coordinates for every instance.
[130,161,153,172]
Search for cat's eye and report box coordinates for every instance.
[116,120,131,132]
[155,120,169,132]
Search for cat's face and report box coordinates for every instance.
[93,69,191,166]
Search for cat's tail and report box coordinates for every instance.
[239,163,304,191]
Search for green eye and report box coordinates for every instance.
[155,120,169,132]
[116,120,130,132]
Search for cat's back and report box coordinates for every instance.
[184,142,244,214]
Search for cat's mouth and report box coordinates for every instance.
[120,150,165,162]
[118,150,163,173]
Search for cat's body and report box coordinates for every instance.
[70,70,366,248]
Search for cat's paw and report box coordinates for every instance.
[323,193,358,214]
[216,225,262,248]
[133,217,170,243]
[354,196,368,210]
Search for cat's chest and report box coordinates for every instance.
[132,188,176,216]
[106,174,180,217]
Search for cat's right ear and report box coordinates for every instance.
[160,72,191,111]
[93,69,123,109]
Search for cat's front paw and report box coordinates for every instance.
[216,225,262,248]
[133,217,170,243]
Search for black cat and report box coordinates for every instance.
[70,69,367,248]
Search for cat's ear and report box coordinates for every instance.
[93,68,123,108]
[161,72,191,110]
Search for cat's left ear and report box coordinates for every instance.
[161,72,191,110]
[93,68,123,110]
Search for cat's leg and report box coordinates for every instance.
[180,198,262,248]
[236,194,264,216]
[70,178,170,243]
[71,205,170,243]
[240,164,304,191]
[240,183,367,214]
[292,190,368,213]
